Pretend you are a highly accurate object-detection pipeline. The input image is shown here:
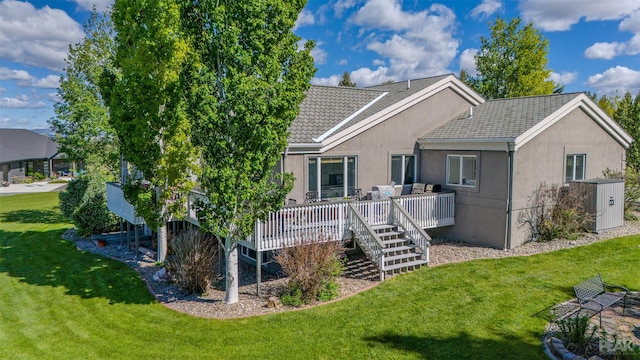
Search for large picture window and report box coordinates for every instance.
[308,156,357,199]
[566,154,585,182]
[391,155,415,185]
[446,155,477,187]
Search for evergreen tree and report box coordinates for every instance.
[338,71,356,87]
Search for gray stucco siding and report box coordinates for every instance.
[283,87,474,202]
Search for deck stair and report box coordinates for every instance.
[372,224,428,278]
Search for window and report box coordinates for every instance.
[391,155,416,185]
[446,155,477,187]
[308,156,357,199]
[566,154,585,182]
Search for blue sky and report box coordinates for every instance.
[1,0,640,130]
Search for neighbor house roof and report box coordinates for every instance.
[418,92,633,151]
[287,74,484,153]
[0,129,59,163]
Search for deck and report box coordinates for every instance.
[106,182,455,252]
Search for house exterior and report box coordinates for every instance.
[417,93,632,248]
[0,129,61,183]
[106,73,632,278]
[279,75,631,249]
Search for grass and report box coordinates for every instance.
[1,192,638,359]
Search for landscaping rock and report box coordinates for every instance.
[153,268,167,282]
[267,296,282,309]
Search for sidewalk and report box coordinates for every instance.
[0,181,68,195]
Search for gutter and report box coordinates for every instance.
[504,144,515,250]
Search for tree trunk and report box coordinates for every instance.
[224,238,239,304]
[157,224,167,262]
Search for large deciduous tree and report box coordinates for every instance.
[469,17,558,99]
[100,0,199,261]
[50,8,119,177]
[182,1,315,304]
[614,91,640,171]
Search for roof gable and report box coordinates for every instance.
[418,93,632,151]
[288,74,484,153]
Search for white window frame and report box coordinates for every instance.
[446,154,477,187]
[390,154,416,185]
[566,154,586,182]
[307,156,357,199]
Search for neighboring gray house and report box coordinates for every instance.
[0,129,60,183]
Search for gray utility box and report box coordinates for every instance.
[571,179,625,233]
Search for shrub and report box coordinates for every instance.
[555,315,598,355]
[59,172,119,236]
[165,230,217,295]
[33,172,45,181]
[518,182,591,241]
[275,236,345,306]
[603,167,640,220]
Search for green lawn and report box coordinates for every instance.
[1,193,638,359]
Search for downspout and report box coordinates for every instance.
[504,146,514,250]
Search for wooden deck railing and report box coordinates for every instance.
[347,203,385,280]
[106,182,145,225]
[390,199,431,262]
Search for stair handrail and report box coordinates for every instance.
[391,198,431,263]
[347,203,386,280]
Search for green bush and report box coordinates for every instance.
[165,230,217,295]
[59,173,119,236]
[555,315,598,355]
[33,172,45,181]
[275,237,345,306]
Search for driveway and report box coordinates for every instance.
[0,181,68,196]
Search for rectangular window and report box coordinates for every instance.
[566,154,585,182]
[307,156,357,199]
[391,155,416,185]
[447,155,477,187]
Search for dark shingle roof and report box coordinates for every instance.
[419,92,582,142]
[289,75,452,143]
[0,129,59,163]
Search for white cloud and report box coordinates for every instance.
[0,0,85,71]
[349,1,459,80]
[294,9,315,30]
[470,0,503,20]
[336,59,348,65]
[548,71,577,85]
[0,96,29,108]
[47,92,61,102]
[29,75,60,89]
[586,66,640,95]
[0,87,5,93]
[584,42,624,59]
[311,42,328,65]
[0,67,32,81]
[350,66,394,87]
[372,59,385,66]
[334,0,358,18]
[311,74,342,86]
[620,9,640,32]
[459,48,478,76]
[519,0,640,31]
[73,0,112,12]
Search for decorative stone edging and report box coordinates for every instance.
[544,336,603,360]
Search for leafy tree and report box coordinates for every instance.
[614,91,640,171]
[338,71,356,87]
[101,0,200,261]
[49,8,119,177]
[469,17,558,99]
[586,92,618,118]
[182,0,315,304]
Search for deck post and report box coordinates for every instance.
[256,250,262,297]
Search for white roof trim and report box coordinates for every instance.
[317,75,485,153]
[312,91,388,142]
[514,93,633,150]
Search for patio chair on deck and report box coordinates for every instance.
[305,191,318,203]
